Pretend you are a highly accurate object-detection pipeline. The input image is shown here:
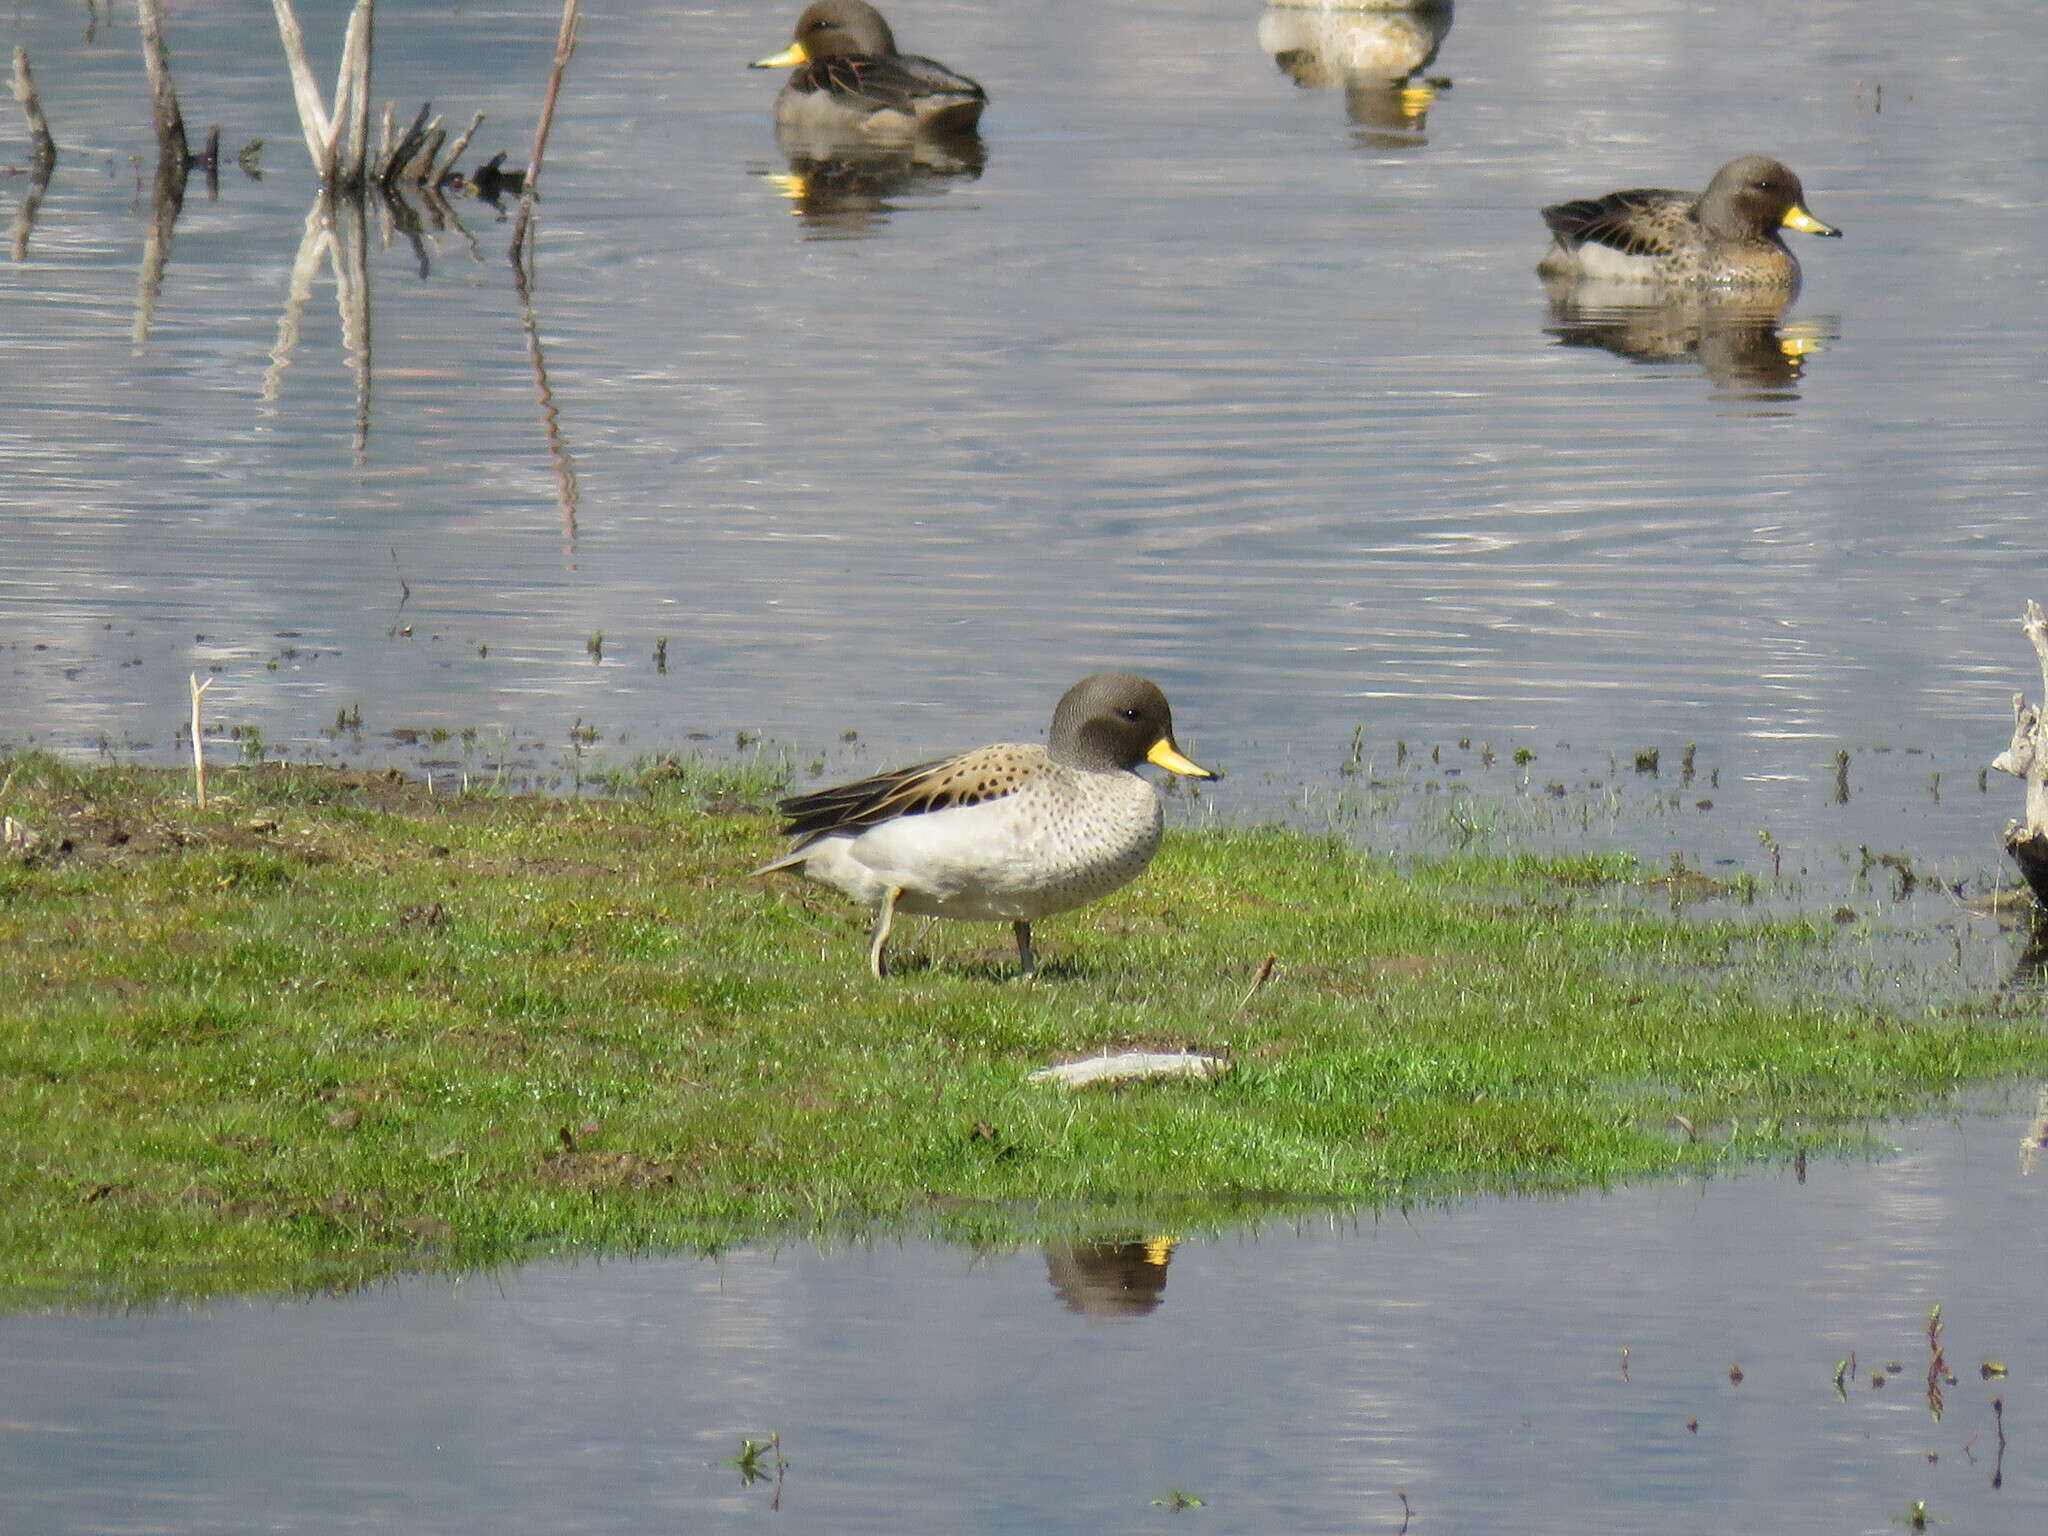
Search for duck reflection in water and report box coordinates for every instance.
[1258,1,1453,149]
[1541,281,1839,401]
[1044,1236,1177,1318]
[762,125,985,237]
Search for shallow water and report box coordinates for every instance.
[1,0,2045,901]
[6,1099,2047,1534]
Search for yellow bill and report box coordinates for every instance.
[1780,203,1841,237]
[1147,738,1217,779]
[750,42,809,69]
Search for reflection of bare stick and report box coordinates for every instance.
[506,0,584,540]
[2022,1083,2048,1176]
[200,124,221,197]
[512,248,581,545]
[132,140,186,353]
[509,0,582,266]
[261,190,372,443]
[380,182,435,277]
[254,195,372,442]
[135,0,190,346]
[419,178,483,264]
[263,196,337,407]
[1992,1395,2007,1491]
[10,48,56,261]
[332,193,372,455]
[189,673,214,808]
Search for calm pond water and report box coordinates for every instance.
[1,0,2046,896]
[6,1098,2048,1534]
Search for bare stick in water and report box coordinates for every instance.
[189,674,214,808]
[273,0,337,172]
[272,0,373,186]
[1991,599,2048,904]
[378,101,434,187]
[342,0,374,186]
[433,109,486,188]
[10,48,56,174]
[137,0,188,164]
[510,0,582,265]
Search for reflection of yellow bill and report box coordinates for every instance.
[1776,322,1830,360]
[1780,202,1840,237]
[762,172,809,203]
[751,42,808,68]
[1398,82,1437,120]
[1146,739,1216,779]
[1142,1236,1176,1269]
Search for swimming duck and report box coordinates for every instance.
[750,0,988,138]
[753,673,1214,978]
[1537,155,1839,290]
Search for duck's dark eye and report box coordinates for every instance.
[1121,708,1142,722]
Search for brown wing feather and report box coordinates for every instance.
[777,746,1039,844]
[1541,187,1691,258]
[793,53,986,117]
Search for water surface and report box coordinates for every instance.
[6,1100,2046,1533]
[1,0,2044,901]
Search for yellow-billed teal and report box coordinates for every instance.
[754,673,1215,978]
[750,0,987,138]
[1537,154,1839,290]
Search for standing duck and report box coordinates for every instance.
[754,673,1214,978]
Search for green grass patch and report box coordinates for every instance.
[2,750,2043,1308]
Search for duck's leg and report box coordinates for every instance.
[1012,919,1036,979]
[868,887,902,979]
